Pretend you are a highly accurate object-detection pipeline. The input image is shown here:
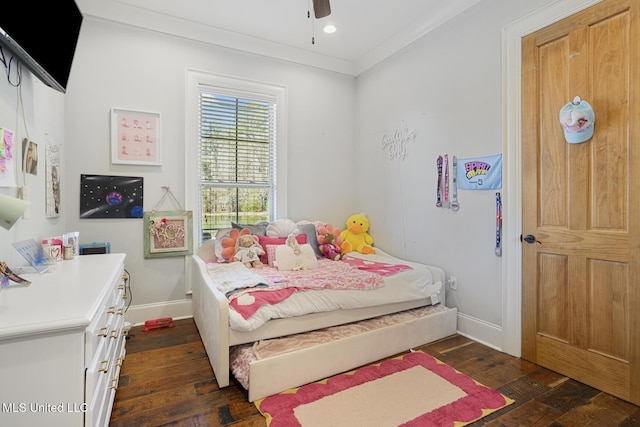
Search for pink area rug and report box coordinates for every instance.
[255,351,513,427]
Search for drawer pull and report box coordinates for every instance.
[110,330,118,339]
[98,359,109,373]
[98,327,108,337]
[109,378,119,391]
[116,308,124,316]
[107,306,116,314]
[116,356,123,367]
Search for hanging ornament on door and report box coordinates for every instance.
[559,96,595,144]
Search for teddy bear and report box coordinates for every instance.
[319,232,342,260]
[233,234,265,268]
[316,223,342,246]
[340,213,375,255]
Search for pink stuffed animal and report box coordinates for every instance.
[319,232,342,261]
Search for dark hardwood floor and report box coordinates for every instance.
[110,318,640,426]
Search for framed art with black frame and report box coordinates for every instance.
[80,174,144,219]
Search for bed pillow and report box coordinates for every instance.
[211,228,233,262]
[197,239,218,263]
[297,222,322,258]
[266,219,299,238]
[258,234,306,265]
[264,245,280,267]
[275,243,318,271]
[232,221,269,236]
[215,228,233,239]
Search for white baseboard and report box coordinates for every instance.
[124,299,193,326]
[123,298,503,354]
[455,311,503,351]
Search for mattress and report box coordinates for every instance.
[224,250,443,331]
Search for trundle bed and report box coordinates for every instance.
[189,246,457,402]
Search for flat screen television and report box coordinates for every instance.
[0,1,83,93]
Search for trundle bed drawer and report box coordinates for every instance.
[231,304,458,402]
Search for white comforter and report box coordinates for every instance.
[225,250,442,331]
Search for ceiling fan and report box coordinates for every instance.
[312,0,331,18]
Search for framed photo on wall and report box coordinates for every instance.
[80,174,144,219]
[111,108,161,166]
[143,210,193,258]
[45,141,61,218]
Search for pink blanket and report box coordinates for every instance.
[227,259,384,319]
[340,256,413,276]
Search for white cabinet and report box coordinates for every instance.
[0,254,127,427]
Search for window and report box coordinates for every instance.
[199,92,274,239]
[186,71,288,247]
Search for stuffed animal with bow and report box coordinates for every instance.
[319,232,342,261]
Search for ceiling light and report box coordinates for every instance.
[323,24,337,34]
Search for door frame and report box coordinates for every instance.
[501,0,603,357]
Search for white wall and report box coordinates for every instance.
[1,0,575,350]
[62,18,357,311]
[0,70,66,267]
[355,0,556,348]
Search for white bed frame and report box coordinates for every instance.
[188,254,458,401]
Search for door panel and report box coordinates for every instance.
[590,12,629,231]
[537,254,569,341]
[522,0,639,404]
[538,37,570,228]
[589,260,628,359]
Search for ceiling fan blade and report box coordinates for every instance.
[313,0,331,18]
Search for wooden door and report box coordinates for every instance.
[521,0,640,404]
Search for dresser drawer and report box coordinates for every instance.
[84,261,128,427]
[0,254,127,427]
[86,267,126,364]
[87,318,126,427]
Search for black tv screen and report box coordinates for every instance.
[0,0,83,93]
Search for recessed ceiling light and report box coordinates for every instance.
[323,24,337,34]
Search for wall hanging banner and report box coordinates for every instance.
[456,154,502,190]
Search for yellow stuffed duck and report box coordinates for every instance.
[340,213,375,254]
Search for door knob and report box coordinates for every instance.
[523,234,540,244]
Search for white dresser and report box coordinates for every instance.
[0,253,127,427]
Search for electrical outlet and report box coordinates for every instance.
[449,275,457,290]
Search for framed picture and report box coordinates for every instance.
[22,138,38,175]
[143,210,193,258]
[80,174,144,219]
[45,142,61,218]
[111,108,161,166]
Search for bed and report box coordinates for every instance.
[188,225,457,401]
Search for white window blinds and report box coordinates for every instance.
[198,89,276,233]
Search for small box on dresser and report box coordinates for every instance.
[0,253,127,427]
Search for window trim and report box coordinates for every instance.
[185,69,288,252]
